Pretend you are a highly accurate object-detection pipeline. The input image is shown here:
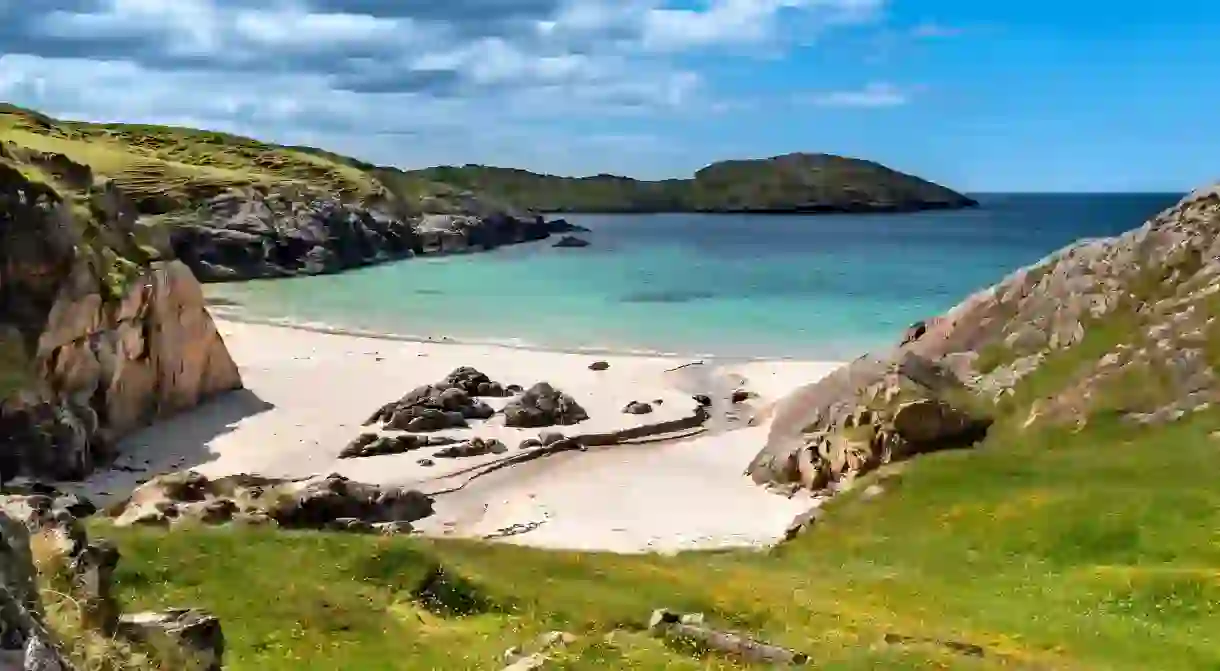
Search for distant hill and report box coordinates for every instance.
[0,103,974,217]
[406,153,978,214]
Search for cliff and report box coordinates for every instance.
[747,184,1218,493]
[405,153,978,214]
[0,142,241,480]
[0,104,581,283]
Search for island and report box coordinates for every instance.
[406,152,978,214]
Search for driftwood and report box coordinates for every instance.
[648,609,810,666]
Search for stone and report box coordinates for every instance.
[518,438,543,450]
[109,471,435,531]
[552,235,590,248]
[588,361,610,371]
[118,609,224,671]
[433,438,508,459]
[365,367,509,432]
[539,431,566,446]
[1,163,243,481]
[693,394,712,407]
[731,390,752,404]
[503,383,589,428]
[623,401,653,415]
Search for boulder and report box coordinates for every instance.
[339,433,459,459]
[502,383,589,428]
[364,367,509,432]
[108,471,435,531]
[623,401,653,415]
[588,361,610,371]
[433,438,508,459]
[748,353,990,491]
[552,235,590,248]
[118,609,224,671]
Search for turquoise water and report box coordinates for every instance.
[206,194,1181,359]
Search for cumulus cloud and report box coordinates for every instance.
[0,0,894,173]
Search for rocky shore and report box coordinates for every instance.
[168,186,588,283]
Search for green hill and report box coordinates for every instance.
[408,153,977,213]
[1,104,975,218]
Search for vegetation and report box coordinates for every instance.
[2,104,974,217]
[92,305,1220,669]
[407,153,977,213]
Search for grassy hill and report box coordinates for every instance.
[83,189,1220,669]
[1,104,974,218]
[408,153,977,213]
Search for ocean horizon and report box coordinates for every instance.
[205,192,1183,361]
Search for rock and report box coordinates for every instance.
[340,434,458,459]
[434,438,508,459]
[588,361,610,371]
[539,431,565,446]
[518,438,543,450]
[503,383,589,428]
[118,609,224,671]
[623,401,653,415]
[365,368,509,432]
[750,353,990,490]
[900,320,929,346]
[373,521,414,535]
[731,390,752,404]
[108,471,435,531]
[553,235,590,248]
[693,394,712,407]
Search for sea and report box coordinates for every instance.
[205,193,1183,361]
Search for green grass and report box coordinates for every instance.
[0,106,385,214]
[92,402,1220,670]
[0,330,32,401]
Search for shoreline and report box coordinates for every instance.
[204,302,837,363]
[73,319,844,553]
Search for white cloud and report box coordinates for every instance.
[804,81,909,107]
[1,0,900,174]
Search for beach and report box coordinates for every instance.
[76,319,842,553]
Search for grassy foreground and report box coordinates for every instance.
[93,406,1220,670]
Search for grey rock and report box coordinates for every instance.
[503,383,589,428]
[119,609,224,671]
[623,401,653,415]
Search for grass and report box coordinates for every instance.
[0,106,385,214]
[90,399,1220,670]
[0,330,32,401]
[85,276,1220,670]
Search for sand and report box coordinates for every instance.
[76,320,842,553]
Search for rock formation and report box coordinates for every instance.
[749,185,1220,490]
[107,471,435,533]
[0,492,224,669]
[502,383,589,428]
[364,367,509,432]
[0,145,241,481]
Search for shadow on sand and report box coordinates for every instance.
[68,388,275,504]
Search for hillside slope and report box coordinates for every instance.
[71,185,1220,670]
[0,104,580,282]
[409,152,978,213]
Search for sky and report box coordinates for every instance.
[0,0,1214,192]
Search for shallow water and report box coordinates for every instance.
[207,193,1180,359]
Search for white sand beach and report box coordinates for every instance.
[77,320,842,553]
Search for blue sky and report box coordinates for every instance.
[0,0,1214,191]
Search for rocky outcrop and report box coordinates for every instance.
[749,185,1220,489]
[108,471,434,533]
[0,493,223,670]
[118,609,224,671]
[0,148,241,481]
[170,188,585,282]
[502,383,589,428]
[364,367,509,432]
